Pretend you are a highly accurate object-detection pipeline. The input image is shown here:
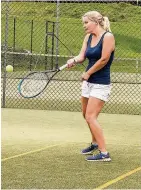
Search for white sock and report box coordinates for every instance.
[92,142,98,146]
[101,151,108,155]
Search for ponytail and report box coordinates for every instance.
[103,16,111,32]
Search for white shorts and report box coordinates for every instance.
[81,81,112,102]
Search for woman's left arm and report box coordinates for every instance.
[82,33,115,80]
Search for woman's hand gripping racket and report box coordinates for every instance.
[18,63,68,98]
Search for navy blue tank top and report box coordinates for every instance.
[85,32,114,85]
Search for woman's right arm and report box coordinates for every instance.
[67,34,90,68]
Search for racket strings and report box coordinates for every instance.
[20,72,50,97]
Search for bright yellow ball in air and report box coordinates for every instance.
[6,65,13,72]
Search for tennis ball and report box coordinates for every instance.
[6,65,13,72]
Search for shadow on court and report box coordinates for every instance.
[1,108,141,189]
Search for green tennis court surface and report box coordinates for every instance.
[1,108,141,189]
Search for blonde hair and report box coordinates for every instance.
[82,11,111,32]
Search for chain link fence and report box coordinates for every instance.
[1,0,141,115]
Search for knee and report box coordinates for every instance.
[85,113,95,125]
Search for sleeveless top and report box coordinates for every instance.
[85,32,114,85]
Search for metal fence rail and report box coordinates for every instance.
[1,0,141,115]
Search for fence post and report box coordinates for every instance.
[30,19,33,71]
[51,22,55,70]
[45,21,48,70]
[2,0,9,108]
[55,0,60,69]
[13,17,16,68]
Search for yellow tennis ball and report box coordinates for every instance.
[6,65,13,72]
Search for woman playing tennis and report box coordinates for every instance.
[67,11,115,161]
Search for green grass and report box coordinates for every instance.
[1,109,141,189]
[2,2,141,21]
[1,2,141,59]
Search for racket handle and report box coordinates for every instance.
[59,63,68,71]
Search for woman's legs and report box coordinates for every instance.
[81,96,97,144]
[84,96,106,152]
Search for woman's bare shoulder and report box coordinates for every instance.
[105,32,114,38]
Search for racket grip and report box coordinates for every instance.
[59,63,68,71]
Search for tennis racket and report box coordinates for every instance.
[18,63,68,98]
